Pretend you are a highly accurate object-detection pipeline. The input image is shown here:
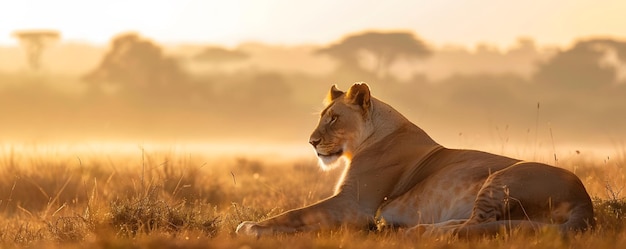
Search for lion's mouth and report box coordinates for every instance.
[317,149,343,158]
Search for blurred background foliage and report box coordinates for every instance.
[1,30,625,152]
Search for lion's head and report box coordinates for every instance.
[309,83,375,169]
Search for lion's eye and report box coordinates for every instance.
[330,115,338,124]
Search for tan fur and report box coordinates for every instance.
[236,83,595,238]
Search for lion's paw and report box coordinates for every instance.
[236,221,262,237]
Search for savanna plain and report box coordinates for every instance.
[0,145,625,249]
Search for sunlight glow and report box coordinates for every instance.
[2,0,626,47]
[0,141,313,160]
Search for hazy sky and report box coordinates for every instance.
[2,0,626,48]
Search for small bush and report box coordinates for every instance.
[594,197,626,232]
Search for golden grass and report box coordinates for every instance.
[0,146,624,249]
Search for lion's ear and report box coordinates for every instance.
[324,84,344,106]
[346,82,371,110]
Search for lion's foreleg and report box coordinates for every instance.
[236,196,368,236]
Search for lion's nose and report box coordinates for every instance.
[309,137,321,147]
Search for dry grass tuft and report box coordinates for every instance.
[109,187,220,237]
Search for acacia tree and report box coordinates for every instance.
[317,31,432,78]
[12,30,60,71]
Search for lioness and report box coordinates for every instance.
[237,83,595,238]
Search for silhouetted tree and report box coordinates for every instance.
[85,33,186,91]
[12,30,60,70]
[316,31,431,78]
[534,39,626,90]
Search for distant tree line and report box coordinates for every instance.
[81,31,626,95]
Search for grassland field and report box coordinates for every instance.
[0,145,625,249]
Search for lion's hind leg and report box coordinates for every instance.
[444,169,542,238]
[447,163,583,239]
